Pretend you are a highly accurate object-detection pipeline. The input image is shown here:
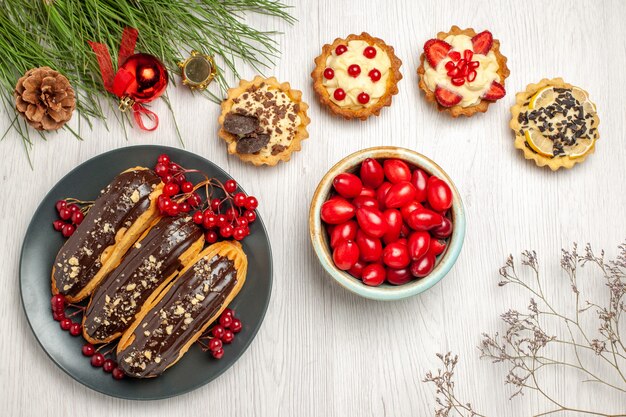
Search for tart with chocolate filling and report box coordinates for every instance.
[117,241,247,378]
[218,76,310,166]
[312,32,402,120]
[510,78,599,170]
[417,26,510,117]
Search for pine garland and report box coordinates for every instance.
[0,0,294,156]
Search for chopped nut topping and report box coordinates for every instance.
[174,305,185,315]
[68,257,79,266]
[166,325,173,335]
[184,317,193,325]
[144,350,152,360]
[144,330,150,336]
[126,283,136,291]
[130,189,140,203]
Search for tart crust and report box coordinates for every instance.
[417,25,510,117]
[218,76,310,167]
[312,32,402,120]
[510,78,599,170]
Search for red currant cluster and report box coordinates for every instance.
[50,294,124,380]
[154,154,259,243]
[200,308,242,359]
[445,49,480,86]
[52,199,90,238]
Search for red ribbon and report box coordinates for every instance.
[88,28,159,131]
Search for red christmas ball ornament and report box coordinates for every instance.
[114,53,168,106]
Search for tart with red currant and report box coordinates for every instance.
[417,26,510,117]
[218,76,310,166]
[312,32,402,120]
[510,78,599,170]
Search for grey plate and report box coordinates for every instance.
[19,145,273,400]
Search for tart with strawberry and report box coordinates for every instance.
[510,78,599,170]
[417,26,510,117]
[312,33,402,120]
[218,76,310,166]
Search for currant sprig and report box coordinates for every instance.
[52,198,94,238]
[198,308,242,359]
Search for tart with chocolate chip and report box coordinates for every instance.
[218,76,310,166]
[312,32,402,120]
[510,78,599,170]
[417,26,510,117]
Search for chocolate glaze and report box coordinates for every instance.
[53,169,161,298]
[83,215,203,341]
[118,254,237,378]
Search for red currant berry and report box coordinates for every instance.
[181,181,194,193]
[224,179,237,194]
[205,230,218,243]
[363,46,377,59]
[60,318,72,331]
[179,202,191,213]
[231,318,242,333]
[82,344,95,357]
[323,68,335,80]
[203,213,217,229]
[174,174,187,185]
[155,163,169,177]
[209,338,223,352]
[112,368,125,380]
[52,312,65,322]
[233,227,246,241]
[368,69,381,82]
[103,359,116,373]
[235,217,249,228]
[188,192,202,207]
[163,182,179,197]
[59,207,72,220]
[158,195,172,213]
[220,225,233,238]
[333,88,346,101]
[61,224,75,238]
[244,210,257,223]
[347,64,361,78]
[68,204,80,213]
[222,330,234,344]
[91,353,105,367]
[219,314,233,328]
[53,220,65,231]
[210,198,221,212]
[222,308,234,319]
[233,193,247,207]
[192,211,204,225]
[225,207,239,222]
[169,163,182,174]
[71,211,84,225]
[212,325,226,339]
[163,174,174,184]
[335,44,347,55]
[55,200,67,212]
[51,294,65,309]
[166,203,180,217]
[357,92,370,104]
[242,226,250,236]
[216,214,228,227]
[244,196,258,210]
[157,154,171,165]
[211,348,224,359]
[69,322,82,336]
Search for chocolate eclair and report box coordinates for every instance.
[82,215,204,344]
[117,241,247,378]
[51,167,163,303]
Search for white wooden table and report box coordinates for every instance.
[2,1,625,415]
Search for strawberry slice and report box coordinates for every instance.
[482,81,506,100]
[424,39,452,67]
[435,86,462,107]
[471,30,493,55]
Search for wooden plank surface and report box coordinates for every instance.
[1,0,624,415]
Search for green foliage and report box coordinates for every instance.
[0,0,294,153]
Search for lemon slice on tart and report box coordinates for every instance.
[524,129,553,157]
[529,86,595,112]
[566,137,594,159]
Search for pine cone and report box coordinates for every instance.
[14,66,76,131]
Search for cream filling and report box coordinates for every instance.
[423,34,499,107]
[230,85,301,157]
[323,40,391,109]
